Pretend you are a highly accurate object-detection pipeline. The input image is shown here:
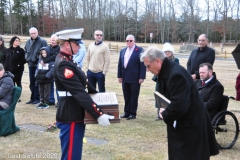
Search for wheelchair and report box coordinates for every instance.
[212,95,239,149]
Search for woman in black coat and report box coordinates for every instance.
[0,35,7,63]
[2,36,26,91]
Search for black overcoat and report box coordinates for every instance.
[158,58,219,160]
[195,73,224,119]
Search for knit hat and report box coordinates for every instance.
[162,43,174,54]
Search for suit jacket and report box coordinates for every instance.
[117,45,146,83]
[195,72,224,119]
[158,58,219,160]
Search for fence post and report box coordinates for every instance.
[109,43,111,50]
[224,50,227,59]
[117,45,118,52]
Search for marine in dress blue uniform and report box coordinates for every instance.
[54,29,114,160]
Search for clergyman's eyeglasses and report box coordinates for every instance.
[126,40,133,42]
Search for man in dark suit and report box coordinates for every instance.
[117,34,146,120]
[140,46,219,160]
[195,63,224,120]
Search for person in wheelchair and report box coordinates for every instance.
[0,63,14,110]
[195,63,224,120]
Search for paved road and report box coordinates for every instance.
[175,52,235,61]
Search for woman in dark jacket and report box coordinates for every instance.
[0,35,7,63]
[2,36,26,89]
[0,63,14,110]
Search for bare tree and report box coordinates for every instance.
[8,0,12,34]
[235,0,240,43]
[204,0,210,36]
[214,0,235,44]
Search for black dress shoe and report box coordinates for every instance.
[26,100,34,104]
[127,114,136,120]
[155,117,163,121]
[120,113,130,118]
[48,102,55,106]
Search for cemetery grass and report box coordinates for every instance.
[0,42,240,159]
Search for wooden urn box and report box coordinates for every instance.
[84,92,120,124]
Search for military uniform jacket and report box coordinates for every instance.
[54,52,102,122]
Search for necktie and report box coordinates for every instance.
[202,81,205,86]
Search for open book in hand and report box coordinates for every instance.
[154,91,177,128]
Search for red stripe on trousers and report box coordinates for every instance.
[68,122,75,160]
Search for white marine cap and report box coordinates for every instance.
[55,28,84,43]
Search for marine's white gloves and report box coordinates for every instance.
[97,114,115,126]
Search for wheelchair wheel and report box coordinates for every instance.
[212,111,239,149]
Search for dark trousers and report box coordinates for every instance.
[49,81,55,103]
[87,70,105,92]
[12,71,24,88]
[122,82,141,116]
[39,83,51,104]
[29,67,40,101]
[57,122,85,160]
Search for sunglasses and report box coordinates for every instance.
[126,40,133,42]
[95,34,103,37]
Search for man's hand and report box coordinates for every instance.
[191,74,196,80]
[118,78,122,83]
[97,114,115,126]
[139,79,144,84]
[159,108,165,119]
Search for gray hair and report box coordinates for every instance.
[126,34,135,41]
[140,46,166,62]
[0,63,4,71]
[198,34,208,41]
[29,27,38,33]
[51,34,58,40]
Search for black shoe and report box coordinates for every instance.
[48,102,55,105]
[41,103,49,109]
[36,102,44,109]
[120,113,130,118]
[26,100,34,104]
[127,114,136,120]
[155,117,163,121]
[32,100,40,104]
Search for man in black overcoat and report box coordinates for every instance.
[195,63,224,120]
[140,46,219,160]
